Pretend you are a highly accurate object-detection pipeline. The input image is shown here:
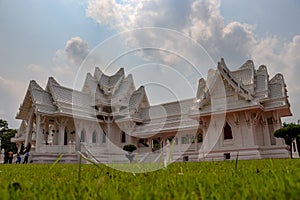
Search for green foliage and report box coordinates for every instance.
[123,144,137,152]
[274,123,300,145]
[274,123,300,158]
[0,159,300,199]
[0,119,8,131]
[0,119,17,152]
[197,133,203,143]
[153,143,159,149]
[1,129,17,152]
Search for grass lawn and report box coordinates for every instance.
[0,159,300,199]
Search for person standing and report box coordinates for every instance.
[8,150,13,164]
[25,143,31,153]
[20,143,25,155]
[23,143,31,164]
[4,150,9,164]
[16,153,21,164]
[23,151,29,164]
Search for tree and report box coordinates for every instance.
[123,144,137,163]
[0,119,8,132]
[0,119,18,153]
[274,123,300,158]
[123,144,137,153]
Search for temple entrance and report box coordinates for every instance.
[152,138,160,151]
[138,139,149,147]
[64,130,68,145]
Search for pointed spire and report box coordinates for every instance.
[196,78,207,100]
[257,65,267,72]
[115,68,125,77]
[16,120,27,136]
[239,60,254,70]
[47,77,60,87]
[82,72,98,93]
[136,85,146,93]
[94,67,103,81]
[29,80,44,91]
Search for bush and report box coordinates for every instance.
[123,144,137,152]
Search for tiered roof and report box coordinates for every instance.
[16,67,149,121]
[191,58,291,117]
[16,59,291,136]
[133,58,291,136]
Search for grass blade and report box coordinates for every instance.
[49,154,63,171]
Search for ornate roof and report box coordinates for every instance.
[94,67,125,95]
[130,99,196,135]
[233,60,255,86]
[16,80,57,119]
[17,67,151,121]
[192,58,291,117]
[16,59,292,133]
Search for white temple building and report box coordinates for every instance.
[12,58,293,163]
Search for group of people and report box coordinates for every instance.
[3,142,31,164]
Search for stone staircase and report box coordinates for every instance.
[140,151,162,163]
[80,144,131,164]
[29,144,157,164]
[82,145,109,163]
[31,153,78,164]
[80,144,156,164]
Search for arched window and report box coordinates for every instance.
[80,129,86,142]
[102,131,106,143]
[224,122,233,140]
[121,131,126,143]
[92,130,97,143]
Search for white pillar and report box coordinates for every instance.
[58,123,65,146]
[25,110,34,146]
[75,128,80,151]
[263,123,271,146]
[56,118,68,146]
[292,139,299,158]
[246,124,255,147]
[35,114,41,152]
[52,123,58,145]
[274,119,284,145]
[107,117,112,163]
[161,136,164,153]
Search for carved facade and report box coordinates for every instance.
[12,58,294,163]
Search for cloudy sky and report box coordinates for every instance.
[0,0,300,128]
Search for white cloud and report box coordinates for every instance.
[0,76,27,128]
[251,35,300,122]
[252,35,300,89]
[27,64,51,86]
[64,36,90,66]
[0,76,27,99]
[86,0,257,66]
[54,36,92,79]
[187,0,223,40]
[51,36,90,71]
[9,36,90,128]
[28,64,49,75]
[27,36,91,89]
[86,0,300,122]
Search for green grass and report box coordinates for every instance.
[0,159,300,199]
